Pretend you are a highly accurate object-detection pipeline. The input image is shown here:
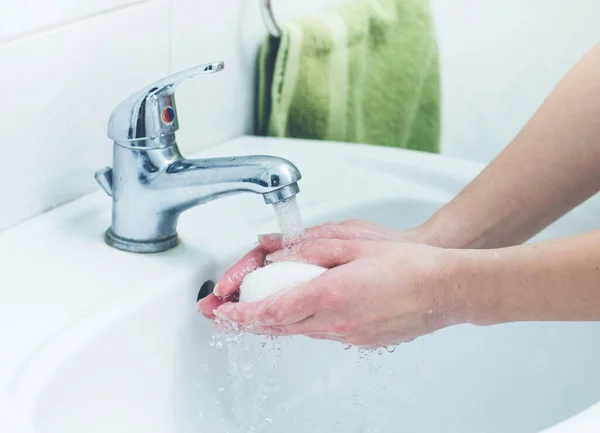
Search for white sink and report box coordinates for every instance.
[1,136,600,433]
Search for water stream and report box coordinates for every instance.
[272,196,305,246]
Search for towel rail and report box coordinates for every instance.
[261,0,281,37]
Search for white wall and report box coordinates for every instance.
[432,0,600,163]
[0,0,599,232]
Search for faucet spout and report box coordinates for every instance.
[159,154,302,212]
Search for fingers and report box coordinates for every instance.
[301,221,367,241]
[215,246,268,298]
[266,238,365,268]
[252,315,324,336]
[258,221,378,251]
[256,224,362,251]
[305,334,348,344]
[302,220,394,242]
[215,235,287,299]
[197,294,227,319]
[257,233,284,250]
[215,273,328,327]
[241,319,348,344]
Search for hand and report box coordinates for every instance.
[208,237,468,348]
[197,220,435,320]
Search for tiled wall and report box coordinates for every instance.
[1,0,599,232]
[1,1,170,232]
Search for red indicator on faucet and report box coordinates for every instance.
[161,106,175,125]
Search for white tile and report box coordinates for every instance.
[431,0,600,163]
[0,0,148,41]
[0,0,169,232]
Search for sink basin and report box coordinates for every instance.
[1,136,600,433]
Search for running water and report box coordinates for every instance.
[209,324,283,433]
[203,197,306,432]
[272,196,305,246]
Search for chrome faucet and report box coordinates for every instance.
[94,61,301,253]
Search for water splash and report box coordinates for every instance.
[208,326,283,433]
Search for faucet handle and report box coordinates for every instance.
[107,61,225,147]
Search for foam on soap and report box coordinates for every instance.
[239,262,327,303]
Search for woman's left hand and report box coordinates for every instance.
[211,238,470,348]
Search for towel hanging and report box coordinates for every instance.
[256,0,442,153]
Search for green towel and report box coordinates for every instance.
[256,0,441,153]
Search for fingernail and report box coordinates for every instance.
[213,284,221,297]
[258,233,281,243]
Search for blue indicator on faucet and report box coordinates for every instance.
[161,106,175,125]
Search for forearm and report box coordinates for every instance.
[458,230,600,326]
[418,43,600,249]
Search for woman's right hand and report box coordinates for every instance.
[197,219,439,320]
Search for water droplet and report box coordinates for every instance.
[203,364,209,372]
[230,157,237,162]
[376,348,384,356]
[343,344,352,351]
[243,365,253,378]
[263,418,273,426]
[216,341,223,350]
[385,345,397,353]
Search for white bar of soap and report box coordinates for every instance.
[239,262,327,303]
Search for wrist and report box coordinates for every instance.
[442,248,502,327]
[413,213,488,249]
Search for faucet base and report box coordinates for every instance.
[104,228,179,254]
